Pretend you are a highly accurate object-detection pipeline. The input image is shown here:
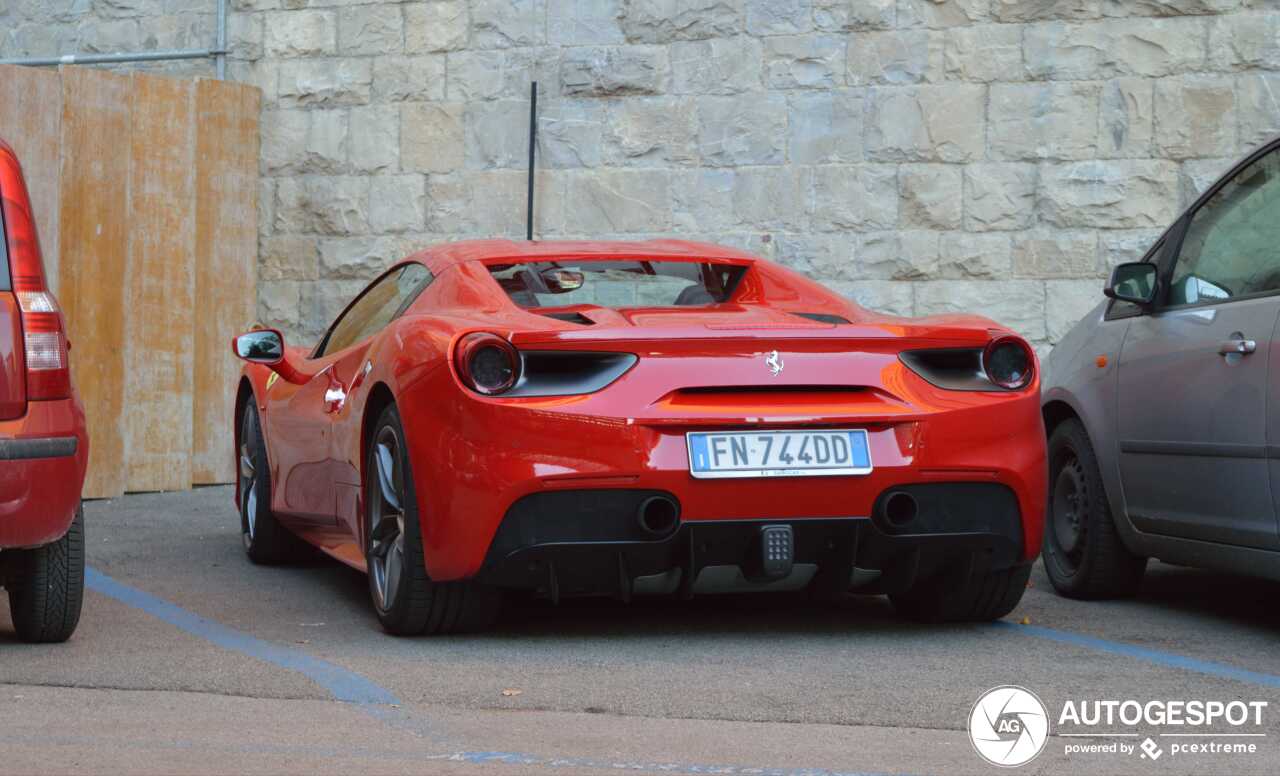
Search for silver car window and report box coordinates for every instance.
[1169,150,1280,306]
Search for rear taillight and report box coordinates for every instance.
[454,332,521,396]
[1,145,70,400]
[982,336,1035,391]
[18,293,70,399]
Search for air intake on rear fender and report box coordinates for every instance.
[492,351,636,397]
[539,311,595,326]
[790,312,850,325]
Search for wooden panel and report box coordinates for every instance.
[192,79,260,485]
[57,67,132,499]
[124,74,196,493]
[0,66,62,294]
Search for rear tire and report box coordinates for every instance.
[1042,419,1146,599]
[890,562,1031,623]
[239,401,305,564]
[365,404,500,635]
[7,504,85,643]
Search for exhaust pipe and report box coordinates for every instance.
[883,491,918,527]
[636,495,679,537]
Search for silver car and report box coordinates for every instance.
[1043,139,1280,597]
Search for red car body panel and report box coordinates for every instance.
[0,397,88,547]
[237,240,1046,584]
[0,138,88,550]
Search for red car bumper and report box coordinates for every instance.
[401,369,1046,589]
[0,396,89,549]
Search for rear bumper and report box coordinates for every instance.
[475,483,1025,598]
[400,372,1046,581]
[0,397,89,549]
[0,436,78,460]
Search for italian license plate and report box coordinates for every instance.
[685,429,872,479]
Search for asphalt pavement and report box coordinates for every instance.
[2,486,1279,775]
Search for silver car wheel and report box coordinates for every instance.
[239,411,259,547]
[369,424,407,611]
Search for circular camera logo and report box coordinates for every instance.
[968,686,1050,767]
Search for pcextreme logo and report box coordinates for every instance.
[968,686,1051,767]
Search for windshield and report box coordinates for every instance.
[489,261,748,309]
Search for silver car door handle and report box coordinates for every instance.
[1218,338,1257,355]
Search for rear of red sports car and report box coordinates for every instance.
[396,242,1046,622]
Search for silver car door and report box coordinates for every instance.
[1117,147,1280,550]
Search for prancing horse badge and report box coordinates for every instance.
[765,350,784,377]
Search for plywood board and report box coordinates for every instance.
[124,73,196,493]
[57,67,132,499]
[191,79,260,485]
[0,66,62,294]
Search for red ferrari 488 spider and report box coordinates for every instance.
[232,239,1045,635]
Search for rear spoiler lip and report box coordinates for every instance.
[508,327,998,349]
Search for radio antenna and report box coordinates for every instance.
[526,81,537,241]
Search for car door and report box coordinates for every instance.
[321,264,433,542]
[262,267,425,526]
[263,351,344,524]
[1116,145,1280,550]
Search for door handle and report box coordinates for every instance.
[1218,338,1257,355]
[324,386,346,411]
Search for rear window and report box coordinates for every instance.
[489,261,747,309]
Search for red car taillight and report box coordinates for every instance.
[1,144,70,401]
[982,336,1035,391]
[454,332,521,396]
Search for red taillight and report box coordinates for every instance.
[1,142,70,401]
[982,336,1035,391]
[454,332,520,396]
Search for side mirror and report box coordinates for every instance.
[231,328,311,385]
[233,329,284,365]
[1105,262,1158,306]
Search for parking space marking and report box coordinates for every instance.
[998,621,1280,689]
[427,751,895,775]
[85,564,1278,775]
[82,567,910,776]
[85,568,399,705]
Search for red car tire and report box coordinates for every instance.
[239,402,306,565]
[889,562,1031,623]
[366,404,500,635]
[6,503,84,643]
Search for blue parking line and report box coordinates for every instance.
[83,564,1280,775]
[432,751,894,776]
[997,621,1280,689]
[83,567,910,775]
[85,568,399,705]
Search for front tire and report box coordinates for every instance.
[1042,419,1146,599]
[239,401,304,564]
[6,504,85,643]
[365,404,500,635]
[890,563,1031,623]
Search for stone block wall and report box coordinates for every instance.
[6,1,1280,346]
